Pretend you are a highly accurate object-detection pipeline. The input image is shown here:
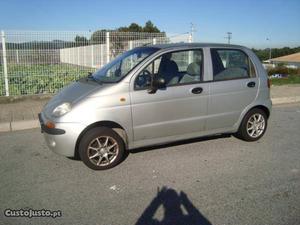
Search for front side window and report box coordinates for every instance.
[211,49,256,81]
[92,47,158,83]
[135,49,203,89]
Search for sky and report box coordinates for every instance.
[0,0,299,49]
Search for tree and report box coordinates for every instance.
[74,35,88,46]
[118,23,143,32]
[252,46,300,61]
[90,30,107,44]
[143,21,160,33]
[89,21,165,57]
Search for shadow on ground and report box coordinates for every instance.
[130,133,232,154]
[68,134,232,162]
[135,186,212,225]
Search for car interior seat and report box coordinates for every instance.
[158,53,180,85]
[179,62,201,83]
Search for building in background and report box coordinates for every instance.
[263,52,300,69]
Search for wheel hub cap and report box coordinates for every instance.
[246,113,265,138]
[87,136,119,167]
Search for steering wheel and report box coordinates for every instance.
[136,70,152,88]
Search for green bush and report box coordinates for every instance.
[268,66,300,76]
[271,74,300,85]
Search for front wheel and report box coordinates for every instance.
[79,127,125,170]
[236,108,268,142]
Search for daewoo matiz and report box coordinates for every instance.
[39,43,272,170]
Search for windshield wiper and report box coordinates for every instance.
[86,72,102,85]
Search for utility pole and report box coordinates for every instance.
[225,32,232,44]
[189,23,195,43]
[266,38,272,60]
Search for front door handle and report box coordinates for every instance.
[191,87,203,94]
[247,81,256,88]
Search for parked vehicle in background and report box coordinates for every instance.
[269,73,288,79]
[39,43,272,170]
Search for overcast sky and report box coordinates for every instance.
[1,0,299,49]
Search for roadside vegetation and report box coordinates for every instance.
[252,46,300,61]
[0,64,95,96]
[270,74,300,85]
[267,66,300,85]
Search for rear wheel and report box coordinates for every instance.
[236,108,268,142]
[79,127,125,170]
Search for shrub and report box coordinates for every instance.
[267,66,300,76]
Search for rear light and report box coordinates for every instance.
[267,78,271,88]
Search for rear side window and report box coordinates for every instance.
[211,49,256,81]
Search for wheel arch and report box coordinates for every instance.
[235,104,271,132]
[74,121,129,159]
[248,105,270,118]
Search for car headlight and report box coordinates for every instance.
[52,102,72,117]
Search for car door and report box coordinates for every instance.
[129,49,209,144]
[207,48,259,131]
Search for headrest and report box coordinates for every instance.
[187,62,201,76]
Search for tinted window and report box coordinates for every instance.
[211,49,256,81]
[135,49,203,89]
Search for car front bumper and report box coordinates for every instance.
[38,113,87,157]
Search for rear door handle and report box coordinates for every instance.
[247,81,256,88]
[191,87,203,94]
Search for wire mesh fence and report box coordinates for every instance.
[0,30,189,96]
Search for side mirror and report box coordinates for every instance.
[147,77,166,94]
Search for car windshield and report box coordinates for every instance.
[92,47,158,83]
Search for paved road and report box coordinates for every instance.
[0,104,299,225]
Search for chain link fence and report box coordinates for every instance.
[0,30,190,96]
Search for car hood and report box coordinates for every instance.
[42,78,103,119]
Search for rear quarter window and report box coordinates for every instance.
[211,49,256,81]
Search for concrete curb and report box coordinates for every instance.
[0,96,299,133]
[271,96,300,105]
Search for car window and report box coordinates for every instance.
[211,49,256,81]
[135,49,203,89]
[134,57,161,90]
[92,47,158,83]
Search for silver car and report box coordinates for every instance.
[39,43,272,170]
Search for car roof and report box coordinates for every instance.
[146,42,248,50]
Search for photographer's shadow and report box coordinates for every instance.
[135,187,212,225]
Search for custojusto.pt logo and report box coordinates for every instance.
[4,208,62,218]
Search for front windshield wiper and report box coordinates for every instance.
[86,72,103,85]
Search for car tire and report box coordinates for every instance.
[79,127,125,170]
[235,108,268,142]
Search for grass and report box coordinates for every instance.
[0,64,96,96]
[270,74,300,86]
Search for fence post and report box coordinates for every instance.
[153,38,156,45]
[83,46,86,67]
[91,45,94,68]
[129,41,133,68]
[16,49,19,64]
[129,40,133,50]
[1,30,9,96]
[100,44,103,68]
[188,34,193,64]
[188,33,193,43]
[77,47,80,66]
[106,32,110,63]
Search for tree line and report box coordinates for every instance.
[2,21,165,50]
[252,46,300,61]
